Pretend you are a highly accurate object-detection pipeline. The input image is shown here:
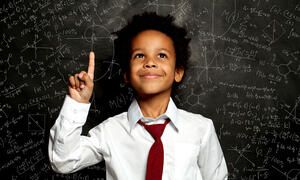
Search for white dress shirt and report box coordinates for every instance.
[48,95,228,180]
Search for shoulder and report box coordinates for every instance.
[101,111,129,128]
[177,108,214,127]
[90,111,129,133]
[177,109,215,140]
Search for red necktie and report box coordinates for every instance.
[138,119,170,180]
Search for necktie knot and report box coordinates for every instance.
[138,119,170,140]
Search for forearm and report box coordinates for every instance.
[48,95,93,173]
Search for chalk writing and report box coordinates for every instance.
[0,0,299,179]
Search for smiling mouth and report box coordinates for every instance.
[140,73,162,79]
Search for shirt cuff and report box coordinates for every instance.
[59,95,91,124]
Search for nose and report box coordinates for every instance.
[143,57,157,68]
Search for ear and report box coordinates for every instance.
[174,67,184,83]
[123,72,129,83]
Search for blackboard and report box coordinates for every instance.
[1,0,299,179]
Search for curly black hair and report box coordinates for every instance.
[113,12,191,76]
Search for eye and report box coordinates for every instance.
[134,53,144,59]
[157,53,167,59]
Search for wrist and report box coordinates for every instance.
[77,99,90,104]
[70,96,90,104]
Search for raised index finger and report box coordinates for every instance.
[88,51,95,80]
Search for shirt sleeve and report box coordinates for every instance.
[198,120,228,180]
[48,95,105,174]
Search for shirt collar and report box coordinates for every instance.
[127,97,179,132]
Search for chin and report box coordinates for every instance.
[137,87,172,97]
[139,89,160,95]
[132,82,172,97]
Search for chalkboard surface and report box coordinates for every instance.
[1,0,299,179]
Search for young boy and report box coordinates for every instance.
[48,12,228,180]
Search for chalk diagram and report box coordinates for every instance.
[85,24,119,81]
[276,58,300,84]
[65,23,119,81]
[228,144,255,167]
[262,19,286,45]
[190,46,221,83]
[194,0,240,44]
[185,88,206,108]
[20,34,53,59]
[27,114,45,132]
[270,53,300,83]
[65,23,114,54]
[277,61,300,83]
[4,53,30,80]
[83,24,114,52]
[283,96,300,125]
[272,166,300,180]
[16,57,46,79]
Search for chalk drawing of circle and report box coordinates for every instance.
[84,25,118,81]
[277,63,290,76]
[287,169,300,180]
[84,25,112,44]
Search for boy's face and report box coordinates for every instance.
[124,30,184,97]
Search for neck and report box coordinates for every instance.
[137,91,171,119]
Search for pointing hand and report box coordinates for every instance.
[68,52,95,104]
